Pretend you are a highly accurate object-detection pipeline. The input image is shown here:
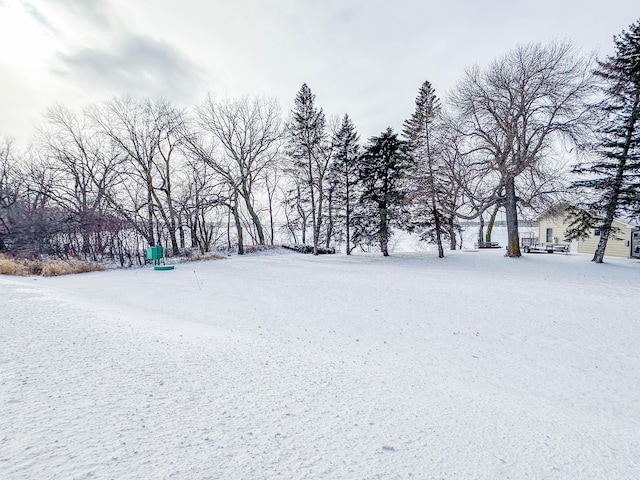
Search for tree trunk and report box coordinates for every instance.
[179,219,185,249]
[146,179,155,247]
[306,153,318,255]
[314,182,324,255]
[448,218,457,251]
[294,183,306,245]
[345,181,351,255]
[235,216,244,254]
[593,158,626,263]
[486,204,499,243]
[379,205,389,257]
[433,205,444,258]
[240,180,265,245]
[325,187,334,249]
[504,176,521,257]
[593,93,638,263]
[424,123,444,258]
[227,207,232,250]
[232,191,244,255]
[81,230,91,260]
[268,195,275,246]
[167,199,180,256]
[592,228,611,263]
[191,220,198,249]
[163,158,180,256]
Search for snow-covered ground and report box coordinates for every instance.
[1,248,639,479]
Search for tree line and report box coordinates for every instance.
[1,18,638,264]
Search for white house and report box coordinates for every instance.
[537,204,640,259]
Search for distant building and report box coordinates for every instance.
[537,204,640,259]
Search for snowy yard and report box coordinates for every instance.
[1,249,639,479]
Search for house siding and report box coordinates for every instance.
[538,210,634,259]
[576,220,633,258]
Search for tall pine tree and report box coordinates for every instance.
[403,80,449,258]
[570,19,640,263]
[329,114,360,254]
[287,84,327,254]
[359,128,414,256]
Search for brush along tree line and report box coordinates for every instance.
[1,20,639,263]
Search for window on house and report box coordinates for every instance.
[594,229,601,236]
[546,228,553,243]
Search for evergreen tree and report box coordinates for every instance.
[403,80,449,258]
[287,84,328,254]
[359,128,414,256]
[569,19,640,263]
[329,114,360,254]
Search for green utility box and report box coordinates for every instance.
[146,245,174,270]
[146,246,163,262]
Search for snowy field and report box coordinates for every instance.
[1,248,639,479]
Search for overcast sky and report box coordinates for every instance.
[0,0,638,146]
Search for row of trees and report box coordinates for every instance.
[1,18,638,263]
[0,95,292,263]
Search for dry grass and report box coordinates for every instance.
[178,252,227,263]
[0,256,24,275]
[0,254,104,277]
[244,245,281,254]
[0,255,42,275]
[41,260,105,277]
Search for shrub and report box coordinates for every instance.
[244,245,281,254]
[0,254,103,277]
[178,252,226,263]
[0,256,22,275]
[41,260,105,277]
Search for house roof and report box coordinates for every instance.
[617,214,640,228]
[537,203,640,228]
[534,202,571,221]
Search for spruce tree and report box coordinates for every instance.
[359,128,414,256]
[403,80,448,258]
[287,84,327,254]
[329,114,360,254]
[570,19,640,263]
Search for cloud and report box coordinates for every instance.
[33,0,207,104]
[55,33,207,103]
[47,0,114,29]
[22,1,58,33]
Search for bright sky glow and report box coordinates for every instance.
[0,0,638,146]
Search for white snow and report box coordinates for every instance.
[1,249,639,479]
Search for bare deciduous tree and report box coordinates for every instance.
[91,97,186,255]
[451,41,593,257]
[195,95,283,247]
[36,104,124,259]
[0,137,20,251]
